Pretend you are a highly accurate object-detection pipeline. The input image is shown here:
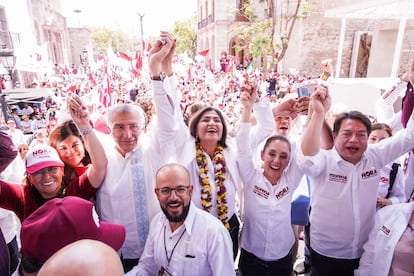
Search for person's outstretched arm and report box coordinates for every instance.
[301,86,331,156]
[67,95,108,188]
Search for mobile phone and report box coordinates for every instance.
[297,87,310,98]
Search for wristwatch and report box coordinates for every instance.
[150,72,166,81]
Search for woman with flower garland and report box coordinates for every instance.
[172,80,274,259]
[236,89,304,275]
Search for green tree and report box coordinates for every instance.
[172,16,197,59]
[90,27,133,54]
[231,0,308,71]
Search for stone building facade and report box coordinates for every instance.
[196,0,414,78]
[0,0,92,87]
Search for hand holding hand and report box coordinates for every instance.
[240,92,254,111]
[240,77,258,104]
[273,98,297,119]
[67,94,89,129]
[148,31,176,77]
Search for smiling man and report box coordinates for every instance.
[95,31,182,273]
[298,68,414,276]
[127,163,235,276]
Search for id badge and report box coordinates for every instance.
[158,266,173,276]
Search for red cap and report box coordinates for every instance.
[20,196,126,262]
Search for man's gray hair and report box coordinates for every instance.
[106,104,146,129]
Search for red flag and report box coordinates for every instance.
[130,67,140,78]
[135,51,142,70]
[146,42,152,52]
[0,78,5,90]
[67,85,77,92]
[89,72,97,86]
[99,66,111,108]
[119,51,132,61]
[198,49,209,56]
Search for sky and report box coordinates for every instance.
[61,0,197,39]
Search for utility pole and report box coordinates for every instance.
[73,9,82,28]
[137,12,144,53]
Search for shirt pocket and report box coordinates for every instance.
[182,255,201,275]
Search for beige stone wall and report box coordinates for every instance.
[197,0,414,77]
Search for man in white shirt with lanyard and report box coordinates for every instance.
[297,66,414,275]
[95,31,181,272]
[127,163,234,276]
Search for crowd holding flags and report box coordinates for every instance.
[17,37,265,116]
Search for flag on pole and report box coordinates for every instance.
[89,72,97,86]
[99,66,111,108]
[119,51,132,61]
[106,44,117,62]
[146,42,152,52]
[135,51,142,70]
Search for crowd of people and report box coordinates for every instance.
[0,31,413,276]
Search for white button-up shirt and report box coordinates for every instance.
[355,202,414,276]
[377,162,405,205]
[96,77,181,259]
[297,118,414,259]
[127,202,235,276]
[237,122,304,260]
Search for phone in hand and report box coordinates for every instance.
[297,87,310,98]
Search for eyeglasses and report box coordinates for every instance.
[31,166,59,177]
[156,186,190,197]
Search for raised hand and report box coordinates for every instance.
[148,31,176,77]
[310,84,331,115]
[240,77,258,105]
[67,94,90,129]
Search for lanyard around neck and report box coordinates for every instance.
[163,225,186,266]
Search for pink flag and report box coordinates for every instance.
[198,49,209,56]
[119,51,132,61]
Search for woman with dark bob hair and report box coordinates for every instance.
[173,82,275,260]
[48,120,92,183]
